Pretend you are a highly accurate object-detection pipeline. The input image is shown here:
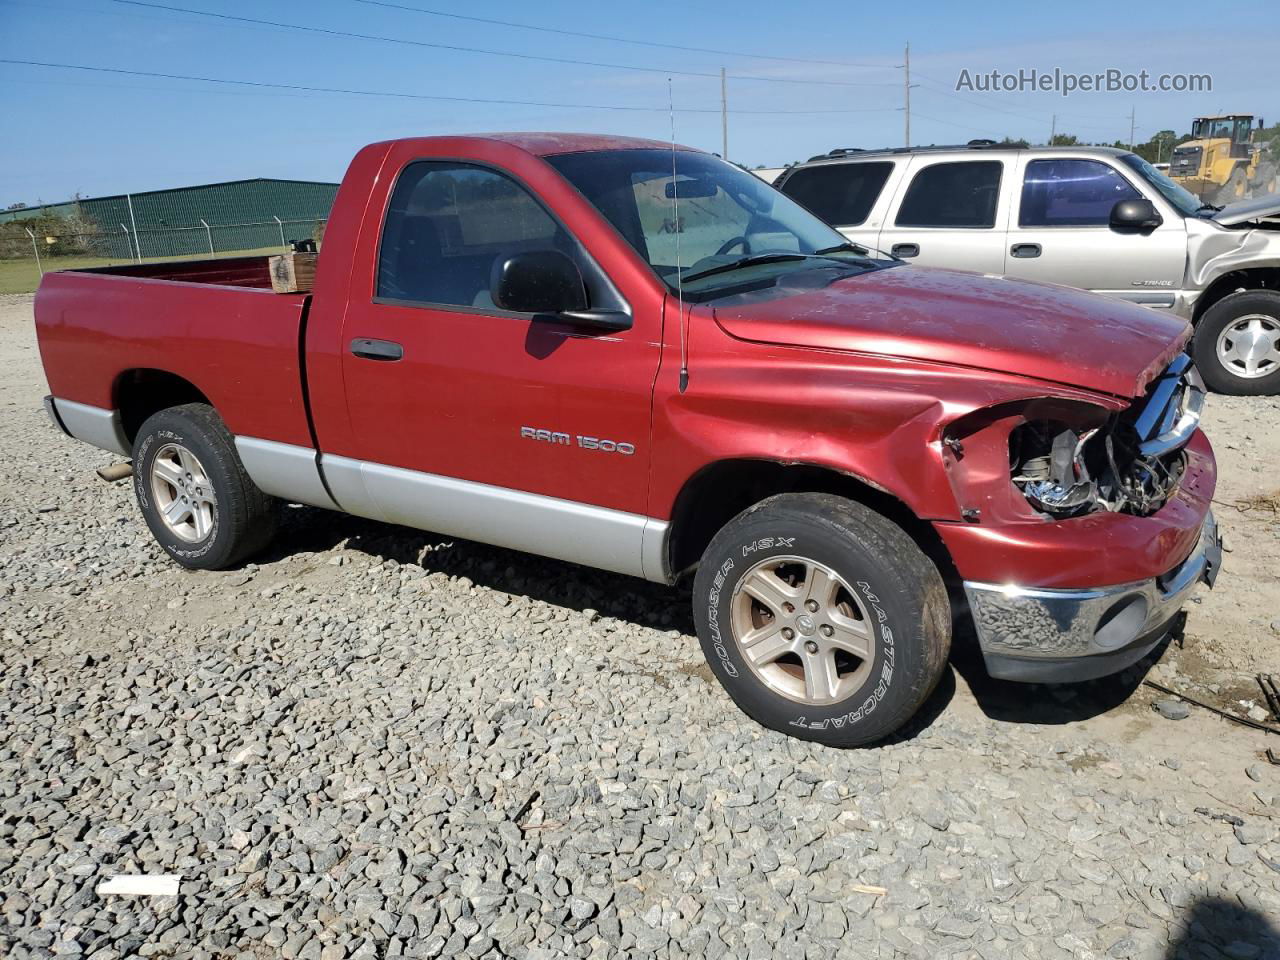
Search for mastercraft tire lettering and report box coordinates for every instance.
[692,493,950,747]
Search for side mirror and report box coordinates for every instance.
[491,250,588,314]
[490,250,631,331]
[1110,198,1163,232]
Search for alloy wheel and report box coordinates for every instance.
[729,555,875,705]
[1216,314,1280,379]
[149,442,217,542]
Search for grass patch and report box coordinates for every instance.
[0,246,287,295]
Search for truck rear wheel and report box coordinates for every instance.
[692,493,950,747]
[132,403,278,570]
[1193,290,1280,395]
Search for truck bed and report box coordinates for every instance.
[69,255,279,289]
[35,258,315,450]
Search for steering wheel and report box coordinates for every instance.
[715,235,751,257]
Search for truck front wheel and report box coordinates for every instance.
[132,403,278,570]
[1193,290,1280,395]
[692,493,951,747]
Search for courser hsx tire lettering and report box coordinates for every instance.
[692,493,951,747]
[133,404,278,571]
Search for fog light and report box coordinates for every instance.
[1093,594,1149,650]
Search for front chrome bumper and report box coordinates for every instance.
[965,510,1222,682]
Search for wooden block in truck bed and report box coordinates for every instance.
[268,252,318,294]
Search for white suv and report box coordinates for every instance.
[775,144,1280,395]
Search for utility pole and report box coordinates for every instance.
[1128,106,1136,151]
[903,42,911,148]
[720,67,728,161]
[1049,114,1056,146]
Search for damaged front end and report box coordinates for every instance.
[940,355,1218,684]
[1009,356,1204,519]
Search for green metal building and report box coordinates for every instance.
[1,178,339,259]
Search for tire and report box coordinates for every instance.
[692,493,950,747]
[132,403,278,570]
[1192,290,1280,396]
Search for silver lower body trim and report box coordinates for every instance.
[965,510,1220,670]
[47,399,673,581]
[1107,291,1177,309]
[234,437,340,511]
[321,454,670,583]
[48,397,130,457]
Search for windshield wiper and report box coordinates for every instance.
[1196,202,1222,215]
[681,247,875,284]
[815,242,871,256]
[679,253,810,283]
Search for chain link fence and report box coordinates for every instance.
[0,217,327,295]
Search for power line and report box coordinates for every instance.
[912,72,1126,132]
[352,0,897,70]
[111,0,901,88]
[0,59,900,115]
[908,111,998,135]
[911,75,1060,126]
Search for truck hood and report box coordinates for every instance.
[1212,193,1280,226]
[711,265,1190,399]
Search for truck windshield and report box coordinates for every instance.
[547,149,880,296]
[1118,153,1203,217]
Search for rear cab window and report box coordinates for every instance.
[895,160,1003,228]
[778,162,895,227]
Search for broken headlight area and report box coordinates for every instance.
[1010,417,1186,518]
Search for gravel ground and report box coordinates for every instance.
[3,291,1280,960]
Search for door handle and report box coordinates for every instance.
[891,243,920,258]
[350,338,404,361]
[1010,243,1042,259]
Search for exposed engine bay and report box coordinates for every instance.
[1010,356,1204,518]
[1010,419,1186,516]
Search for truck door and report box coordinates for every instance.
[332,158,661,568]
[1003,156,1186,308]
[875,157,1010,273]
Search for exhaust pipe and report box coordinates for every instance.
[97,461,133,483]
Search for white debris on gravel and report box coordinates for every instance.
[96,875,182,897]
[2,292,1280,958]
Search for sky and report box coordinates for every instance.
[2,0,1278,205]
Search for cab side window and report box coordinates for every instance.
[1019,159,1141,227]
[377,161,578,309]
[895,160,1002,228]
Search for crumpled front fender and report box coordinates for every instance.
[1187,222,1280,291]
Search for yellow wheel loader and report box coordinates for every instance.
[1170,115,1276,205]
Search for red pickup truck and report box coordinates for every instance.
[35,133,1221,745]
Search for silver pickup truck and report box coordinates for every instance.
[775,145,1280,395]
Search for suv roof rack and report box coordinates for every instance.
[805,141,1005,160]
[796,140,1064,164]
[805,147,866,162]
